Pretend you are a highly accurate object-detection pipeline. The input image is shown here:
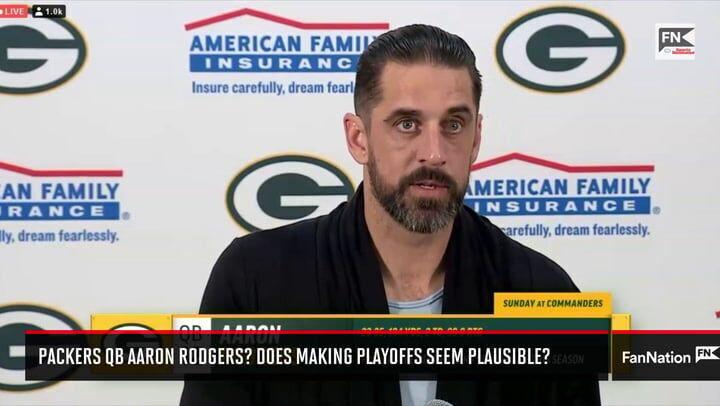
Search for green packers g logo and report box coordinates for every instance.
[0,19,86,94]
[227,155,354,232]
[101,324,162,355]
[0,304,81,391]
[496,7,624,92]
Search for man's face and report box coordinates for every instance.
[363,62,481,233]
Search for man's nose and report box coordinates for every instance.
[417,126,447,166]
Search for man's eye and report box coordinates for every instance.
[396,119,418,132]
[445,120,463,134]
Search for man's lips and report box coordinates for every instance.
[411,180,449,190]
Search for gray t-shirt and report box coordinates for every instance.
[387,288,443,406]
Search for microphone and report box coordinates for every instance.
[425,400,453,406]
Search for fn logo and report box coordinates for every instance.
[695,346,720,362]
[655,24,695,60]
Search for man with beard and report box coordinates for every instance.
[182,24,599,406]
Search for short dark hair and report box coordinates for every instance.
[354,24,483,118]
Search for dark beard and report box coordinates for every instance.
[367,156,465,233]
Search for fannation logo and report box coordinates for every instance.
[0,18,86,94]
[185,8,388,95]
[227,155,354,232]
[496,7,624,92]
[0,304,81,391]
[655,24,695,60]
[465,153,656,238]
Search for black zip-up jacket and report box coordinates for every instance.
[181,183,601,406]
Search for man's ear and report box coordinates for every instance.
[344,113,369,165]
[471,113,483,163]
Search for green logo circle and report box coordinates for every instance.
[226,155,354,232]
[496,7,624,92]
[0,19,86,94]
[0,304,81,391]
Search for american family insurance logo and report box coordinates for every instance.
[465,153,656,216]
[0,161,124,221]
[185,8,388,95]
[185,8,387,73]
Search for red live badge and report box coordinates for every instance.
[0,4,28,18]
